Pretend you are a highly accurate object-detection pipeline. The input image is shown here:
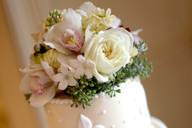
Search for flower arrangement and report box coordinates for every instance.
[20,2,152,108]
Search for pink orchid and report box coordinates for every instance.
[44,9,84,54]
[20,62,56,107]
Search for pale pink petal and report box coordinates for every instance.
[19,65,42,73]
[20,74,32,94]
[85,70,93,79]
[77,55,86,63]
[31,71,50,85]
[29,86,55,107]
[62,8,82,31]
[52,73,64,82]
[58,80,68,90]
[59,65,70,74]
[41,61,55,80]
[52,42,72,55]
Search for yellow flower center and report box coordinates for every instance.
[66,37,76,45]
[103,42,113,59]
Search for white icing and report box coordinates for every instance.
[111,124,116,128]
[79,114,105,128]
[122,120,126,124]
[100,110,107,115]
[94,94,99,99]
[45,78,163,128]
[94,125,105,128]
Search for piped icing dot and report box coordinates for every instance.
[95,94,99,99]
[101,110,107,115]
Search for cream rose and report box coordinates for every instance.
[84,28,134,82]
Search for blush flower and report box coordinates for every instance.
[52,61,78,90]
[20,63,56,107]
[44,9,83,54]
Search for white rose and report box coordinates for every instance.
[84,28,134,82]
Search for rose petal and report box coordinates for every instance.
[92,63,108,82]
[29,86,55,107]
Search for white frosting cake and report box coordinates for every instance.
[19,2,167,128]
[45,78,164,128]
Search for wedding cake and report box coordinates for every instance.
[20,2,167,128]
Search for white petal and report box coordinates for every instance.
[20,65,42,73]
[58,80,68,90]
[52,73,64,82]
[68,77,78,86]
[52,42,72,55]
[20,74,32,94]
[85,70,93,79]
[79,2,97,15]
[62,8,82,31]
[31,71,50,85]
[29,86,55,107]
[81,25,93,53]
[132,29,143,35]
[110,16,121,28]
[41,61,55,79]
[79,114,93,128]
[94,125,105,128]
[77,55,86,62]
[92,63,108,83]
[69,59,80,69]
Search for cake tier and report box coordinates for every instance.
[44,78,154,128]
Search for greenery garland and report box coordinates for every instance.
[63,55,152,108]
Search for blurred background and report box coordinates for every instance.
[0,0,191,128]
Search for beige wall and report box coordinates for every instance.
[0,1,40,128]
[0,0,192,128]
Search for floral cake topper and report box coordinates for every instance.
[20,2,152,107]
